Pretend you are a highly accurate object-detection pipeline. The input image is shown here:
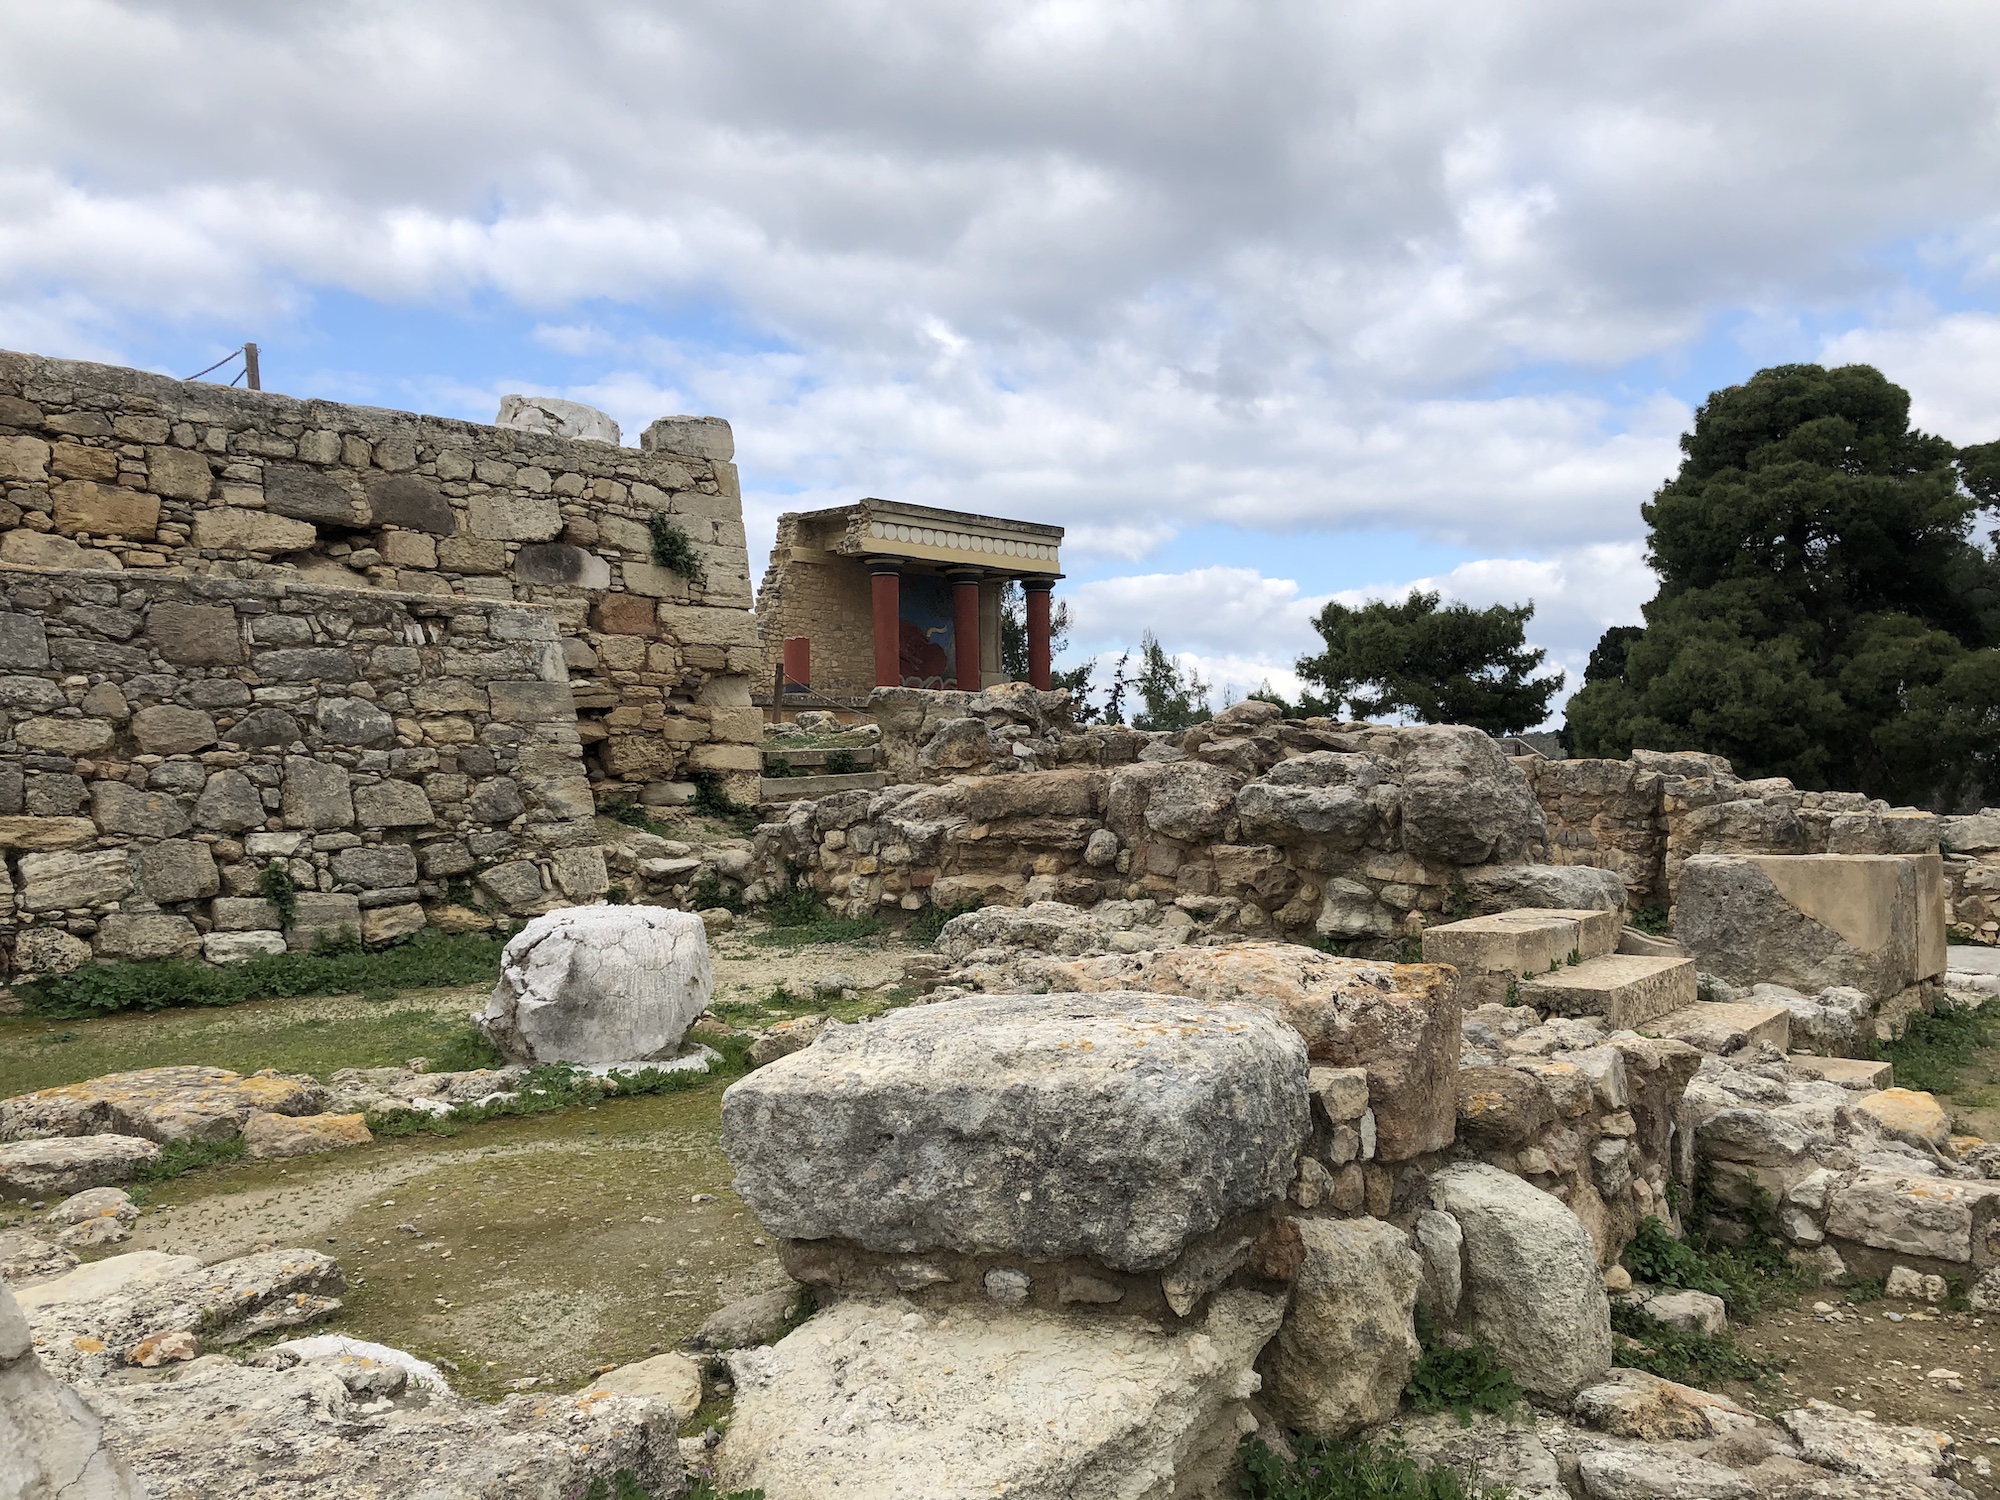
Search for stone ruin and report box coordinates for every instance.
[1,346,1996,1497]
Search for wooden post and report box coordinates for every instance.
[243,343,261,391]
[1024,578,1053,690]
[869,561,902,688]
[949,569,983,691]
[772,664,786,724]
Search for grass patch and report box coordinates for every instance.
[1876,1003,2000,1096]
[1629,904,1670,936]
[0,1008,502,1099]
[365,1045,758,1139]
[905,897,981,945]
[1238,1434,1512,1500]
[17,931,509,1020]
[1610,1300,1781,1388]
[598,796,681,839]
[1403,1311,1523,1425]
[692,773,761,836]
[129,1135,247,1188]
[690,870,743,914]
[750,885,882,947]
[1623,1179,1814,1320]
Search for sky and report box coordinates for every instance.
[8,2,2000,722]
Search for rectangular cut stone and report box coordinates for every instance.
[1536,906,1623,959]
[466,494,561,541]
[990,944,1460,1161]
[18,848,133,911]
[0,815,94,850]
[192,507,318,552]
[1786,1055,1894,1090]
[1825,1172,2000,1264]
[1650,1000,1792,1055]
[1518,954,1696,1029]
[1423,912,1581,1005]
[53,480,159,540]
[145,445,213,500]
[722,992,1309,1272]
[1677,852,1945,1000]
[0,614,49,669]
[489,680,576,723]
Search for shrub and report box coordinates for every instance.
[257,861,300,926]
[646,513,708,587]
[691,773,760,835]
[18,930,510,1020]
[689,870,743,914]
[905,896,981,944]
[1238,1434,1511,1500]
[764,754,793,778]
[1609,1300,1779,1388]
[1403,1311,1523,1425]
[756,883,882,946]
[822,748,857,775]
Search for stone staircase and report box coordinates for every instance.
[1423,905,1791,1047]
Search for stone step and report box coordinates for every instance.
[1649,1001,1792,1056]
[1517,954,1697,1029]
[758,770,889,804]
[1421,907,1622,1004]
[1786,1054,1892,1091]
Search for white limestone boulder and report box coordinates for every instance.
[1260,1215,1422,1437]
[478,905,713,1066]
[494,394,621,445]
[716,1289,1284,1500]
[0,1280,145,1500]
[1427,1162,1614,1399]
[722,991,1309,1272]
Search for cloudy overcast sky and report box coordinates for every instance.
[6,1,2000,717]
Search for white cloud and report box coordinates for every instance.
[0,0,1996,694]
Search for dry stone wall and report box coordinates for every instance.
[0,570,607,976]
[0,348,760,800]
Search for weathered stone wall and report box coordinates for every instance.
[1520,749,1943,911]
[755,699,1626,943]
[0,570,606,976]
[0,349,759,800]
[753,509,879,700]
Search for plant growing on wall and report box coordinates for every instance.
[647,512,708,588]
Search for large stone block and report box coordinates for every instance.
[129,703,218,755]
[488,680,575,722]
[353,780,434,828]
[514,542,611,588]
[0,1135,160,1199]
[641,414,732,461]
[145,601,243,665]
[18,848,133,911]
[497,393,621,444]
[52,480,159,539]
[331,844,419,889]
[1824,1172,2000,1265]
[0,433,50,482]
[1427,1162,1613,1398]
[138,840,220,902]
[723,992,1309,1271]
[1517,954,1697,1029]
[467,494,562,542]
[0,530,122,570]
[144,444,213,500]
[717,1289,1281,1500]
[194,769,266,832]
[282,757,354,828]
[91,782,190,837]
[96,913,200,961]
[287,892,362,952]
[479,905,713,1065]
[1677,852,1946,999]
[263,466,364,526]
[0,612,50,669]
[1260,1216,1421,1437]
[366,474,458,534]
[16,717,115,755]
[192,506,318,552]
[984,944,1459,1161]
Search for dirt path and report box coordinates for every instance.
[129,1082,783,1402]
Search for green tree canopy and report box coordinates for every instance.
[1565,362,2000,804]
[1295,589,1563,735]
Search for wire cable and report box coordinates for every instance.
[182,349,244,382]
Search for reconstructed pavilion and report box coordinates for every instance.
[753,499,1064,701]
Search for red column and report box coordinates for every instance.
[950,569,983,691]
[782,635,811,690]
[1024,578,1053,690]
[869,562,901,688]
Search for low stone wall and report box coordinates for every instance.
[755,700,1625,944]
[0,348,760,800]
[0,569,604,976]
[1519,749,1944,910]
